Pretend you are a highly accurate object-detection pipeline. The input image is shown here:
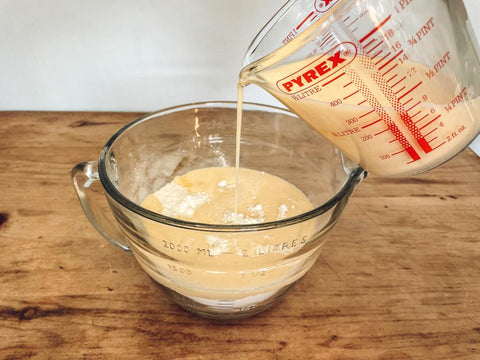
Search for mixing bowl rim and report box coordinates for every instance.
[98,100,366,232]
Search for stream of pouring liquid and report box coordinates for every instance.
[234,84,244,215]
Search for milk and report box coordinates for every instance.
[239,56,480,177]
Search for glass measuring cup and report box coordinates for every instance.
[240,0,480,177]
[72,101,365,319]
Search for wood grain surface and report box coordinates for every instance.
[0,111,479,360]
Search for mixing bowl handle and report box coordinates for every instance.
[71,161,131,252]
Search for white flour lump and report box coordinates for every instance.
[142,166,313,225]
[152,181,209,218]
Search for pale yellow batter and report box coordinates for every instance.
[241,57,480,177]
[137,167,321,301]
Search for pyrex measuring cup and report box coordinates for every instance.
[240,0,480,177]
[72,102,365,319]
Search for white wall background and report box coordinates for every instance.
[1,0,480,154]
[0,0,283,112]
[0,0,478,110]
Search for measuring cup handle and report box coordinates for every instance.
[71,161,131,252]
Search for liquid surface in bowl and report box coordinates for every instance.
[141,166,313,225]
[139,167,319,301]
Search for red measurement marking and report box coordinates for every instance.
[358,100,367,106]
[419,114,441,130]
[341,19,434,162]
[414,113,429,124]
[429,136,438,142]
[386,74,398,83]
[392,148,407,156]
[363,38,377,49]
[375,52,392,66]
[359,109,376,118]
[344,81,353,87]
[343,16,351,22]
[347,67,424,160]
[321,31,332,41]
[343,90,360,100]
[366,41,383,55]
[410,110,422,118]
[402,98,413,107]
[406,146,421,161]
[406,100,421,112]
[347,17,360,28]
[399,111,432,153]
[310,15,318,23]
[378,50,404,71]
[325,38,336,48]
[374,128,389,136]
[296,11,315,30]
[322,72,346,87]
[398,81,422,101]
[424,128,438,138]
[362,118,383,129]
[319,34,334,48]
[370,50,384,61]
[360,15,392,43]
[382,63,398,76]
[391,76,407,89]
[431,141,446,151]
[416,137,431,151]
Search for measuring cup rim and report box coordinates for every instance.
[243,0,351,68]
[98,100,366,232]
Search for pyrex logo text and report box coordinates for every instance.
[276,42,357,94]
[314,0,341,13]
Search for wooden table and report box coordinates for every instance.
[1,111,479,359]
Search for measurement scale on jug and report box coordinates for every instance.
[240,0,480,177]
